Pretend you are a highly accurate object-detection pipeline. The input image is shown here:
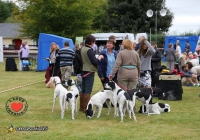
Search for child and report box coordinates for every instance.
[181,64,199,86]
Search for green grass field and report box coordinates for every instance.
[0,58,200,140]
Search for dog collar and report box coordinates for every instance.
[117,89,122,95]
[104,88,111,90]
[56,83,61,86]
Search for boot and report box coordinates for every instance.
[79,93,84,112]
[83,94,90,112]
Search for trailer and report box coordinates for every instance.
[91,32,147,51]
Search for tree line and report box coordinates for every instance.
[1,0,198,45]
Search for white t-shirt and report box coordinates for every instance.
[175,45,181,55]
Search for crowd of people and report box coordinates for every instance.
[45,34,200,113]
[165,40,200,86]
[45,34,165,113]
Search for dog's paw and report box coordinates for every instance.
[106,113,110,115]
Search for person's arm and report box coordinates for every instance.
[136,54,141,78]
[145,40,155,55]
[97,51,106,79]
[18,48,22,54]
[182,71,192,77]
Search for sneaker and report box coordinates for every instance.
[193,84,196,87]
[193,84,199,87]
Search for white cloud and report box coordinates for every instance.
[166,0,200,34]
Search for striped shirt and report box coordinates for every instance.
[56,47,75,67]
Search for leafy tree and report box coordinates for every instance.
[103,0,173,34]
[4,2,20,23]
[0,0,13,22]
[16,0,106,41]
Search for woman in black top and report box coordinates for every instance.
[151,41,161,87]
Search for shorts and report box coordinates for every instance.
[138,71,151,87]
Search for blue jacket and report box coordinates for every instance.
[98,49,118,79]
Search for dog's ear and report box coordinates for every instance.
[67,79,72,86]
[108,81,115,90]
[88,104,92,110]
[164,108,169,112]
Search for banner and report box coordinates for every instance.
[0,37,3,62]
[75,37,83,46]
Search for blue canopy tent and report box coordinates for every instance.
[36,33,74,71]
[163,36,199,61]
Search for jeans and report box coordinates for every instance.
[81,72,95,94]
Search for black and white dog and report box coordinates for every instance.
[51,76,75,120]
[138,102,170,114]
[85,90,114,119]
[68,79,79,114]
[104,81,137,122]
[127,88,153,116]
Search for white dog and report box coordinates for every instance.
[85,90,114,119]
[104,81,137,122]
[51,76,75,120]
[67,79,79,114]
[138,102,170,115]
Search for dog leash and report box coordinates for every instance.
[51,62,56,77]
[81,72,92,78]
[117,82,130,91]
